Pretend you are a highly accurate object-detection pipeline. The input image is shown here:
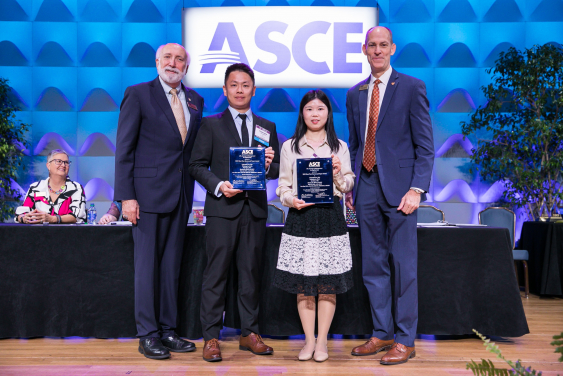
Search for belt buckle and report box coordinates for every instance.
[363,165,377,173]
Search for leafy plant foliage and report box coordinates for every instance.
[0,78,29,221]
[461,44,563,220]
[552,332,563,362]
[467,359,512,376]
[467,329,563,376]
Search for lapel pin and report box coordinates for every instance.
[359,84,369,91]
[188,98,191,101]
[391,82,395,85]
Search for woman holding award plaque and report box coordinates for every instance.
[274,90,355,362]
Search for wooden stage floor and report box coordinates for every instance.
[1,293,562,375]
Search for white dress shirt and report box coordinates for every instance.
[228,106,253,147]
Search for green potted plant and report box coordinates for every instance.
[0,77,29,222]
[461,44,563,221]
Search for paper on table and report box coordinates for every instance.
[417,225,457,228]
[454,223,488,227]
[110,221,132,226]
[417,222,449,226]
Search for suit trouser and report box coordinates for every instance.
[200,201,266,341]
[355,169,418,347]
[132,189,188,339]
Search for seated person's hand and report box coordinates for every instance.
[99,213,117,225]
[22,209,53,224]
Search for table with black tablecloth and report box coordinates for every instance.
[0,224,528,339]
[518,221,563,296]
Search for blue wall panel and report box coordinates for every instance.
[77,67,121,110]
[78,22,122,65]
[77,112,119,146]
[0,22,33,63]
[0,0,559,234]
[1,67,33,108]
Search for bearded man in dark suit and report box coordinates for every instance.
[189,63,280,362]
[115,43,203,360]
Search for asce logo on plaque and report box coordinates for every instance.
[182,6,378,88]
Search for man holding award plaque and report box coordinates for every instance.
[188,63,280,362]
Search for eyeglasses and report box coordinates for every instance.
[49,159,71,166]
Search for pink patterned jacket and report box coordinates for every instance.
[15,177,87,223]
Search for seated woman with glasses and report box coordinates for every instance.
[15,149,87,224]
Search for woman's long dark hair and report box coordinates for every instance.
[291,90,340,155]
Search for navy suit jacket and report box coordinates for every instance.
[188,108,280,219]
[346,69,434,206]
[114,77,204,213]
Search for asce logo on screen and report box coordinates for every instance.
[182,7,378,88]
[201,21,362,75]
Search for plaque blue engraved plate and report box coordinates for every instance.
[297,158,333,204]
[229,147,266,190]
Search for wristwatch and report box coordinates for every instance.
[410,187,425,194]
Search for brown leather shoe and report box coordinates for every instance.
[351,337,394,356]
[239,333,273,355]
[202,339,222,362]
[380,343,415,365]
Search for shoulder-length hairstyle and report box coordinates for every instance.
[291,90,340,155]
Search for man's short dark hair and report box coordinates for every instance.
[224,63,255,86]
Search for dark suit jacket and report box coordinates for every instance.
[188,108,280,219]
[114,77,204,213]
[347,69,434,206]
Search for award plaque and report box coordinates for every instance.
[297,157,334,204]
[229,147,266,190]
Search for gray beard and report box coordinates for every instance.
[157,64,185,86]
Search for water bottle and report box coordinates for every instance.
[87,203,97,225]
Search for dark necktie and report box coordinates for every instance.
[239,114,249,147]
[363,79,381,171]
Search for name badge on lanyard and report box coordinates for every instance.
[254,125,270,147]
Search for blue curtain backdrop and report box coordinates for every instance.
[1,0,562,236]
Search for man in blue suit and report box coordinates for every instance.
[345,27,434,365]
[115,43,204,360]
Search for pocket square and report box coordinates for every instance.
[188,103,198,111]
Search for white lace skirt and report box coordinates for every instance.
[273,196,353,296]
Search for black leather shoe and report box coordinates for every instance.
[138,338,171,360]
[161,333,196,353]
